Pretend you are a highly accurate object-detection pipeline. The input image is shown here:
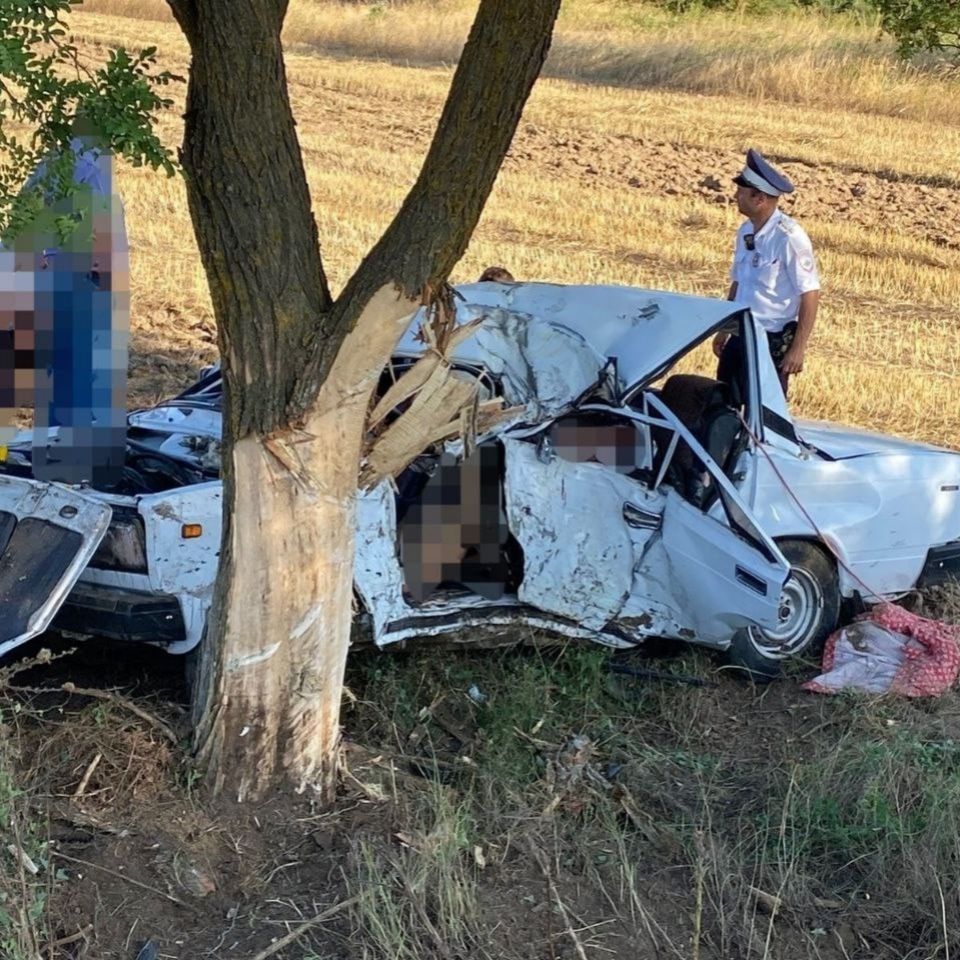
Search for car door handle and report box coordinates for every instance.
[735,566,768,596]
[623,503,661,530]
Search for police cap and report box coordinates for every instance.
[733,148,794,197]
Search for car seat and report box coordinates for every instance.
[652,374,743,507]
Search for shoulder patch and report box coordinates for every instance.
[799,254,815,272]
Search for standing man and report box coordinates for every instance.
[14,113,129,486]
[714,149,820,399]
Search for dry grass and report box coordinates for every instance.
[67,0,960,445]
[7,9,960,946]
[92,0,960,125]
[336,619,960,959]
[278,1,960,125]
[0,736,52,960]
[346,785,480,960]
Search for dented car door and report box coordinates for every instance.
[0,476,111,657]
[619,394,789,643]
[504,409,664,632]
[504,429,664,632]
[504,398,789,647]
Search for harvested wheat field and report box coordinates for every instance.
[77,0,960,445]
[3,3,960,960]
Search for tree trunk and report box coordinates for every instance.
[169,0,562,802]
[167,0,333,439]
[193,285,417,801]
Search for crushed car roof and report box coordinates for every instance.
[394,282,744,397]
[166,282,743,422]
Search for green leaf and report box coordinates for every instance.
[0,0,180,241]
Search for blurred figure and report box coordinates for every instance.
[13,113,129,486]
[478,265,514,283]
[0,247,35,453]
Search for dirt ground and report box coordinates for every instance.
[0,643,833,960]
[4,602,960,960]
[504,125,960,250]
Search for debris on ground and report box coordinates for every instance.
[541,733,605,816]
[606,657,716,688]
[803,603,960,697]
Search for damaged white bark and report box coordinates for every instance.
[197,283,541,801]
[196,285,425,802]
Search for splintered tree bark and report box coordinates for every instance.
[193,286,417,800]
[168,0,562,802]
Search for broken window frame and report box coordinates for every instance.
[620,308,763,441]
[579,396,780,566]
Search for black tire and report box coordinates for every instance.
[726,539,840,681]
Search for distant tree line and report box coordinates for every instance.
[640,0,959,59]
[337,0,958,61]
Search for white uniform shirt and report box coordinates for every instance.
[730,210,820,333]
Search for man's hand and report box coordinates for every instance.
[712,332,729,358]
[781,343,805,375]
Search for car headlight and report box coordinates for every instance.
[90,509,148,574]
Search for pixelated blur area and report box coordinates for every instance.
[550,414,647,473]
[30,243,130,487]
[2,137,130,486]
[399,444,511,604]
[0,250,36,445]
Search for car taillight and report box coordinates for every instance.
[90,512,148,574]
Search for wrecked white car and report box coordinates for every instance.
[1,282,958,677]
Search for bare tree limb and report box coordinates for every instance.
[246,895,361,960]
[7,682,179,745]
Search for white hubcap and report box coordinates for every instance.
[747,567,824,659]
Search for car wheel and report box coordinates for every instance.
[727,540,840,680]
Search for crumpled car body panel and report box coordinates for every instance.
[0,281,957,659]
[0,476,111,657]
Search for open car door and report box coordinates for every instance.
[627,393,789,643]
[504,399,789,647]
[0,476,111,657]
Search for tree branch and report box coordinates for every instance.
[175,0,333,437]
[292,0,562,413]
[166,0,198,45]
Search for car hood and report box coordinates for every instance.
[0,476,112,657]
[393,282,744,398]
[796,419,960,460]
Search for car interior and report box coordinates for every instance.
[389,317,756,605]
[636,317,750,509]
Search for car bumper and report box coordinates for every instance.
[53,582,186,645]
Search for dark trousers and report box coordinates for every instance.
[718,320,798,402]
[31,259,128,486]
